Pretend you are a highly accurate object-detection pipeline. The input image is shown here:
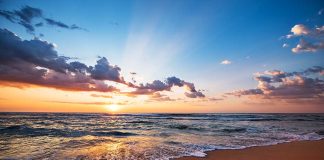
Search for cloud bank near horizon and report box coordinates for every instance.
[0,28,205,100]
[227,66,324,105]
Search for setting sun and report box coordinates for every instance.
[105,104,119,112]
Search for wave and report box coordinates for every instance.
[167,124,206,131]
[0,125,137,137]
[316,130,324,135]
[168,124,189,130]
[92,131,137,136]
[167,133,324,160]
[222,128,247,133]
[126,120,154,124]
[248,118,281,121]
[0,125,69,137]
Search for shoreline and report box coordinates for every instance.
[175,139,324,160]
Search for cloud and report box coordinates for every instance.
[148,92,175,102]
[121,76,205,98]
[319,8,324,15]
[292,39,324,53]
[291,24,311,36]
[184,91,205,98]
[220,60,231,65]
[130,76,205,98]
[0,28,205,99]
[0,5,86,34]
[289,24,324,37]
[0,28,118,92]
[44,18,70,29]
[227,66,324,103]
[90,57,125,83]
[282,43,289,48]
[284,24,324,53]
[45,18,87,31]
[90,94,112,98]
[45,100,114,105]
[208,97,223,101]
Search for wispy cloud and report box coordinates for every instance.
[45,100,113,105]
[282,43,289,48]
[0,5,86,35]
[220,60,231,65]
[147,92,175,102]
[90,94,113,98]
[318,8,324,15]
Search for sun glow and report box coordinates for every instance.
[105,104,119,112]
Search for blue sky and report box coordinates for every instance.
[0,0,323,112]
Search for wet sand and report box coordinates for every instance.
[176,139,324,160]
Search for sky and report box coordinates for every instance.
[0,0,323,113]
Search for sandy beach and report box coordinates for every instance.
[176,139,324,160]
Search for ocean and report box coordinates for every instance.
[0,113,323,160]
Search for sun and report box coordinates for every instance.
[105,104,119,112]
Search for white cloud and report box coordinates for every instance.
[285,24,324,53]
[286,34,294,39]
[220,60,231,65]
[291,24,310,36]
[282,43,289,48]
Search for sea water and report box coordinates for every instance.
[0,113,323,159]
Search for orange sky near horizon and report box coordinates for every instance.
[1,84,323,113]
[0,1,323,114]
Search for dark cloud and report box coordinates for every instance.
[0,29,205,99]
[1,29,64,72]
[89,57,125,83]
[44,18,69,28]
[15,5,42,23]
[228,89,263,97]
[35,22,43,27]
[0,5,86,34]
[70,24,87,31]
[139,80,170,91]
[69,61,90,73]
[184,91,205,98]
[0,28,117,92]
[130,76,205,98]
[166,76,184,87]
[227,67,324,103]
[44,18,87,31]
[0,10,17,22]
[304,66,324,74]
